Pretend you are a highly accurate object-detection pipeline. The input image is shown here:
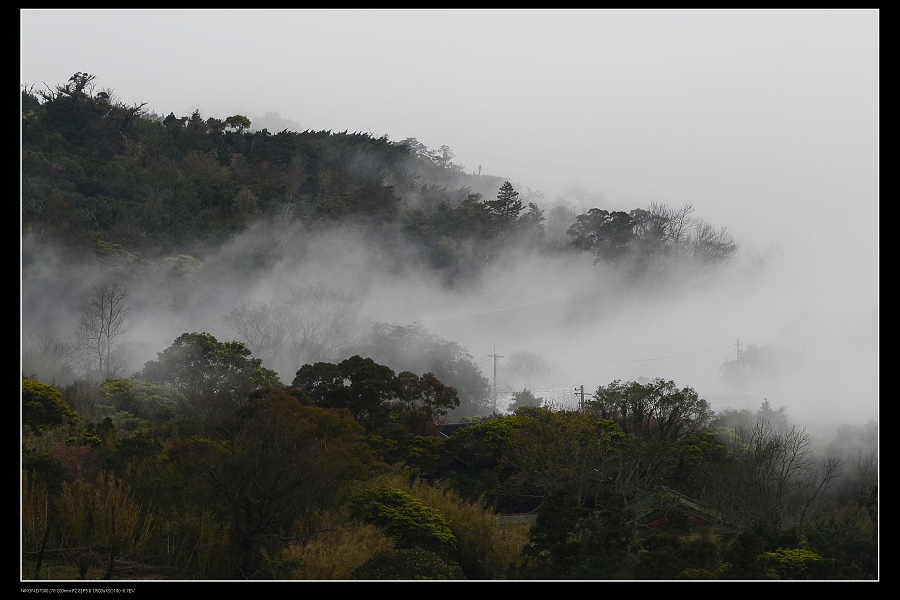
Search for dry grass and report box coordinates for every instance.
[53,472,156,558]
[22,552,178,581]
[22,471,50,553]
[160,511,236,579]
[23,470,168,580]
[360,471,531,579]
[281,509,394,580]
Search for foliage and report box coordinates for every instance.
[350,547,465,580]
[224,114,251,133]
[293,353,463,437]
[627,533,721,580]
[517,490,634,579]
[316,182,401,224]
[292,355,401,432]
[363,427,444,477]
[438,409,634,515]
[717,527,767,579]
[588,378,714,442]
[439,415,527,507]
[566,202,736,274]
[280,509,394,580]
[485,181,523,223]
[756,544,838,580]
[21,74,873,582]
[55,472,157,558]
[676,568,717,579]
[395,370,460,432]
[518,202,546,240]
[369,470,530,580]
[99,378,184,423]
[22,74,737,296]
[23,377,80,433]
[135,332,281,432]
[804,512,878,579]
[666,430,729,498]
[349,484,457,557]
[60,379,105,424]
[508,389,542,412]
[353,322,491,418]
[567,208,636,261]
[22,469,158,565]
[166,389,372,577]
[503,408,626,509]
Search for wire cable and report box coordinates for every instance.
[544,345,733,364]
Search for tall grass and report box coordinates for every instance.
[22,471,50,552]
[360,471,531,579]
[160,511,236,579]
[280,509,394,580]
[54,472,157,559]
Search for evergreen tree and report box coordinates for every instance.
[486,181,523,222]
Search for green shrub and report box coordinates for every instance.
[757,544,838,580]
[676,568,717,579]
[349,485,456,556]
[350,548,465,580]
[23,378,79,432]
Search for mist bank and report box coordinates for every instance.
[22,208,877,438]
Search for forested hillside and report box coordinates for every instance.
[21,74,876,580]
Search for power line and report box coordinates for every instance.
[395,288,591,324]
[544,345,733,365]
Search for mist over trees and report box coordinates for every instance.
[76,282,130,381]
[21,75,876,580]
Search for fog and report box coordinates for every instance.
[22,214,877,440]
[21,10,878,439]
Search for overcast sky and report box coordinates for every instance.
[21,10,877,238]
[21,9,878,430]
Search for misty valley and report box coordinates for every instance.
[21,74,877,580]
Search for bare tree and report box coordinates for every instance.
[646,202,736,267]
[223,285,367,382]
[708,418,843,534]
[689,220,737,266]
[503,350,559,393]
[22,334,77,386]
[61,378,104,424]
[649,202,694,256]
[76,282,130,381]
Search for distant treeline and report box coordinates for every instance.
[23,73,736,285]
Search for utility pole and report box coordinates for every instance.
[488,345,503,413]
[575,384,585,409]
[736,339,743,362]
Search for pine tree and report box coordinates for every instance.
[486,181,523,221]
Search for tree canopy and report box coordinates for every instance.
[588,378,714,442]
[135,332,281,431]
[23,377,79,432]
[353,323,491,418]
[291,355,459,434]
